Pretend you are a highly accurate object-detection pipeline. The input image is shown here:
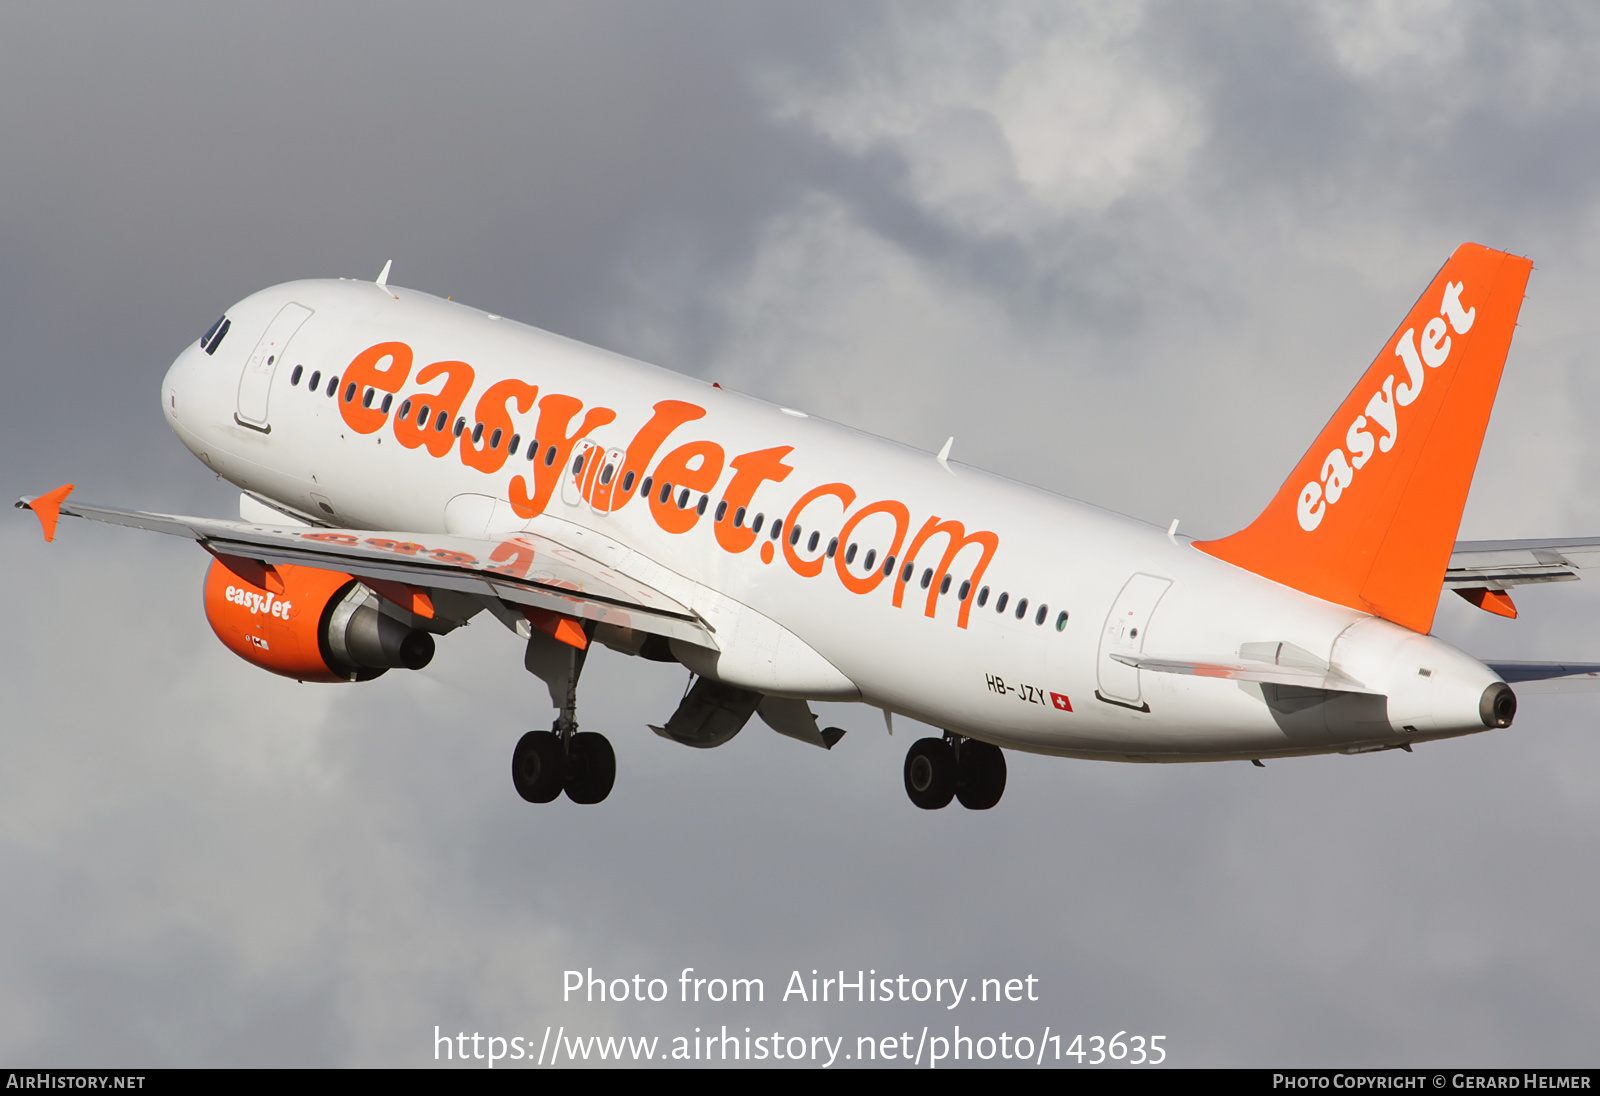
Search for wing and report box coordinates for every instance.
[17,492,716,649]
[1446,537,1600,590]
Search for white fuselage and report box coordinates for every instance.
[160,279,1503,761]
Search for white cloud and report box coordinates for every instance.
[769,2,1201,236]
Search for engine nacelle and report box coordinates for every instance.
[204,557,435,682]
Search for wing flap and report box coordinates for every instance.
[23,495,716,648]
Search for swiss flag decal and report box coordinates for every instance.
[1050,692,1073,712]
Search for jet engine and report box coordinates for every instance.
[204,557,434,682]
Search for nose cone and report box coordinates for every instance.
[161,338,213,453]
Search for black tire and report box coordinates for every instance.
[904,737,956,810]
[564,732,617,805]
[512,730,566,803]
[955,739,1007,810]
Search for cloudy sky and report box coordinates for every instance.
[5,0,1600,1068]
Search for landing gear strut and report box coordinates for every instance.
[903,733,1007,811]
[513,622,616,805]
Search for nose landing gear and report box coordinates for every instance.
[903,733,1007,811]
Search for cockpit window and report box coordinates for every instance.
[200,316,231,356]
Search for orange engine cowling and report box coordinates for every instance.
[203,557,435,682]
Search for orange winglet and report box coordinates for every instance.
[362,578,436,619]
[23,483,76,543]
[1455,587,1518,619]
[523,606,589,649]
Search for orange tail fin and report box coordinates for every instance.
[1195,244,1532,634]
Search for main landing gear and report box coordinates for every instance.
[513,618,615,805]
[903,734,1007,811]
[512,726,616,804]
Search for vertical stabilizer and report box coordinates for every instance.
[1196,244,1532,634]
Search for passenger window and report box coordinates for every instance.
[362,388,374,408]
[309,370,322,391]
[290,365,303,386]
[768,519,780,540]
[790,525,802,546]
[326,376,338,398]
[454,418,467,437]
[920,568,932,589]
[508,433,520,455]
[1015,598,1028,620]
[715,500,728,522]
[622,470,635,491]
[490,428,503,449]
[959,580,971,601]
[571,453,583,474]
[679,489,691,510]
[734,506,745,527]
[344,382,357,403]
[380,394,392,414]
[883,554,895,576]
[472,423,485,444]
[659,482,672,504]
[862,548,875,571]
[639,475,652,495]
[1055,611,1069,632]
[977,586,990,607]
[399,398,411,419]
[696,495,708,515]
[901,562,915,583]
[995,592,1008,613]
[1035,604,1048,626]
[807,531,820,552]
[751,513,765,535]
[601,463,614,485]
[844,543,857,565]
[545,445,558,466]
[939,574,951,595]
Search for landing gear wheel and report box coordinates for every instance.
[955,739,1007,810]
[512,730,567,803]
[904,737,956,809]
[563,732,616,805]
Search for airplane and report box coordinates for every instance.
[20,243,1600,810]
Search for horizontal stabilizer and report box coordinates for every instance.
[1110,652,1376,694]
[1486,661,1600,693]
[1446,537,1600,590]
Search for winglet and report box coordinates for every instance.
[376,259,392,289]
[1456,587,1518,619]
[16,483,76,542]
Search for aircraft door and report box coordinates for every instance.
[1096,573,1172,709]
[236,302,313,431]
[561,440,599,508]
